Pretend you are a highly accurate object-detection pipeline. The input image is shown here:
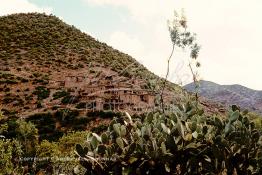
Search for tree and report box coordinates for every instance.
[0,109,8,138]
[15,119,39,157]
[0,138,24,174]
[34,133,87,174]
[0,110,24,174]
[160,10,201,112]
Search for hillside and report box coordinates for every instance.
[0,13,190,119]
[184,80,262,114]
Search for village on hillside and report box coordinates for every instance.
[48,67,177,114]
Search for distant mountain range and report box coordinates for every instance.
[184,80,262,114]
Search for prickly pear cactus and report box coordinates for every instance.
[76,103,262,174]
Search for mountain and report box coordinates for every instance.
[0,13,190,118]
[184,80,262,114]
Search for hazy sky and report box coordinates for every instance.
[1,0,262,90]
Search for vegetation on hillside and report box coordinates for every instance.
[0,13,181,92]
[0,109,87,174]
[0,12,190,119]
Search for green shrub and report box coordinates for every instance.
[33,86,50,100]
[35,140,60,172]
[0,79,18,84]
[54,109,79,126]
[90,124,108,134]
[26,113,56,140]
[72,117,94,130]
[0,139,23,174]
[33,78,49,85]
[86,111,122,119]
[15,119,39,158]
[35,132,87,174]
[5,118,18,138]
[52,90,69,100]
[61,95,79,104]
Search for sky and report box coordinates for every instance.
[1,0,262,90]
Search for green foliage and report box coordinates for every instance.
[0,109,90,174]
[76,104,262,174]
[91,124,108,134]
[15,119,39,173]
[0,139,24,174]
[0,110,8,136]
[86,111,123,119]
[52,90,69,100]
[33,86,50,100]
[35,132,87,174]
[55,109,79,126]
[168,11,200,59]
[26,112,56,140]
[15,119,39,147]
[58,131,90,153]
[61,95,79,104]
[36,140,60,169]
[0,72,26,84]
[35,140,80,174]
[0,122,8,135]
[247,112,262,131]
[3,95,24,106]
[0,111,39,174]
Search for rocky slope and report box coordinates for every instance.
[184,80,262,114]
